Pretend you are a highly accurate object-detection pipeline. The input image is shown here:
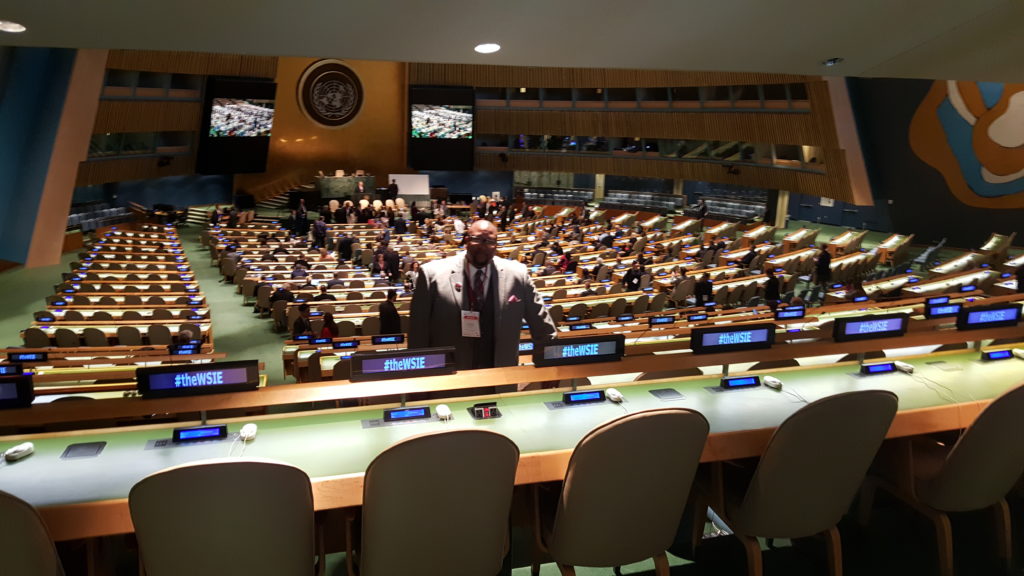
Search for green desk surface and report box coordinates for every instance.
[1,350,1023,541]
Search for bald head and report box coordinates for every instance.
[465,219,498,267]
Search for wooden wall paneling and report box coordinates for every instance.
[410,63,815,89]
[477,109,827,146]
[476,152,854,203]
[92,101,203,133]
[75,155,196,187]
[106,50,277,78]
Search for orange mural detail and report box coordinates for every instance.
[909,81,1024,209]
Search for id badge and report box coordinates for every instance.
[461,310,481,338]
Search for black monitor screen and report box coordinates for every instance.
[196,77,276,174]
[690,323,775,354]
[136,360,260,398]
[0,375,33,409]
[956,303,1022,331]
[833,313,909,342]
[408,86,474,170]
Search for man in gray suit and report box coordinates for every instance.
[410,219,556,370]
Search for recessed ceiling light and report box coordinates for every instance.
[474,43,500,54]
[821,57,844,67]
[0,20,27,33]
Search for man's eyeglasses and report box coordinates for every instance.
[466,236,498,246]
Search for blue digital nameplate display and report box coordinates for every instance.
[616,314,635,322]
[926,296,949,306]
[833,313,909,343]
[720,376,761,390]
[853,296,869,302]
[982,350,1014,362]
[350,347,456,382]
[956,303,1021,331]
[519,341,535,352]
[372,334,405,345]
[569,323,594,331]
[960,284,977,292]
[0,364,22,375]
[687,314,708,322]
[649,316,676,327]
[172,425,228,443]
[383,406,432,422]
[860,362,897,375]
[333,340,360,350]
[8,352,46,363]
[925,303,962,319]
[775,307,805,320]
[566,316,583,322]
[0,375,33,409]
[533,335,626,367]
[312,337,331,345]
[136,360,260,398]
[690,323,775,354]
[562,390,606,405]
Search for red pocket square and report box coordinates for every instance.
[507,295,521,303]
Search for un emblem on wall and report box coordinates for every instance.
[297,59,363,128]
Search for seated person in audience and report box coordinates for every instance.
[326,271,346,288]
[694,274,713,306]
[379,291,401,335]
[789,295,807,308]
[542,263,560,277]
[320,313,339,338]
[257,232,270,247]
[622,261,644,292]
[740,249,757,269]
[317,247,335,262]
[393,215,408,235]
[565,257,578,274]
[312,285,336,301]
[405,261,421,288]
[764,268,781,312]
[668,268,684,286]
[371,253,388,278]
[291,264,309,279]
[580,280,597,297]
[270,283,296,304]
[556,252,569,273]
[272,244,289,255]
[292,304,314,339]
[847,279,868,301]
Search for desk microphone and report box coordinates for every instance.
[1013,349,1024,360]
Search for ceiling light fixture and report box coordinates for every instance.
[0,20,27,33]
[821,57,844,68]
[474,43,500,54]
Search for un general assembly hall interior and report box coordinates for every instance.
[2,2,1024,576]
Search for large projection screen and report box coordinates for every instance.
[388,174,430,201]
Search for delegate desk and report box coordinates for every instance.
[875,234,914,265]
[979,232,1016,255]
[825,273,922,304]
[902,269,999,297]
[781,228,819,252]
[703,221,739,244]
[826,230,868,257]
[929,252,990,277]
[739,224,774,247]
[3,348,1023,542]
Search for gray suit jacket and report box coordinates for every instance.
[409,254,556,369]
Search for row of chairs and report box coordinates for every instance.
[35,309,200,322]
[22,324,201,348]
[45,295,196,306]
[16,385,1019,575]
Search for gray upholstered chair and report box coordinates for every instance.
[81,327,108,347]
[360,317,380,336]
[0,490,65,576]
[147,325,172,346]
[130,459,317,576]
[116,326,143,346]
[860,383,1024,576]
[22,327,51,348]
[54,328,79,348]
[710,390,898,576]
[353,430,519,576]
[532,408,709,576]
